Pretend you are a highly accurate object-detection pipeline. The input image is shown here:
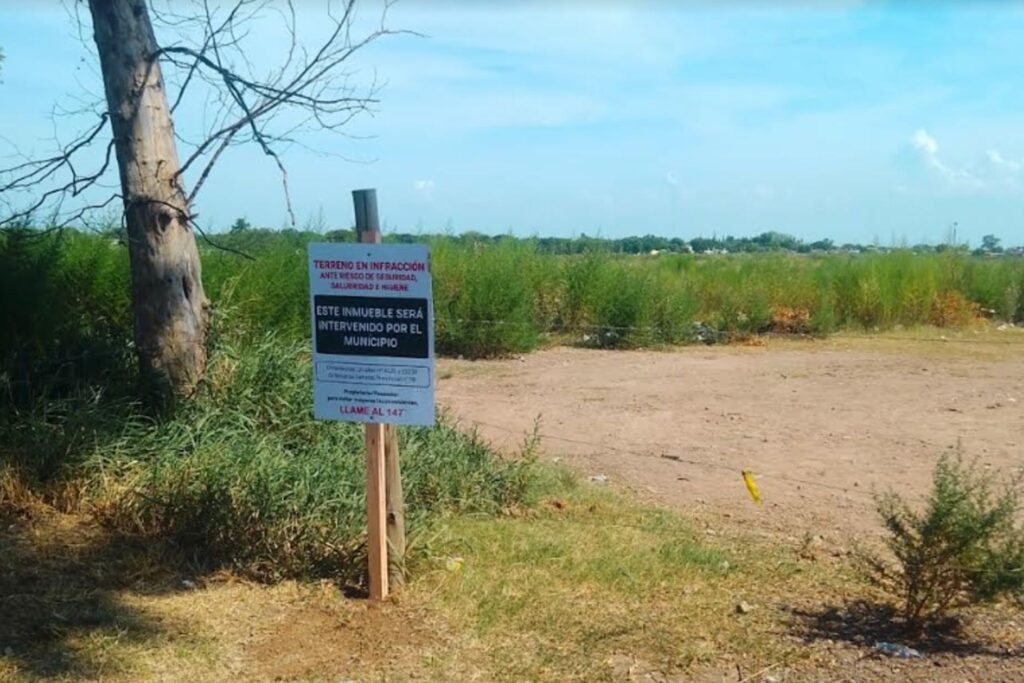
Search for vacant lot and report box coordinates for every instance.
[439,328,1024,544]
[3,329,1022,682]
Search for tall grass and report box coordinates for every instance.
[1,332,538,585]
[3,229,1023,368]
[432,238,543,357]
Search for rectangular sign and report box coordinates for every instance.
[308,243,435,426]
[313,295,430,358]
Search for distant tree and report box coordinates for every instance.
[689,236,719,253]
[981,234,1003,253]
[751,231,801,251]
[230,217,252,233]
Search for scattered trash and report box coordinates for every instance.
[181,579,197,590]
[589,474,609,484]
[692,322,718,345]
[874,642,923,659]
[735,601,756,614]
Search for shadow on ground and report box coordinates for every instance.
[787,600,1021,658]
[0,505,197,680]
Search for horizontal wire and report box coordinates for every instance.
[462,417,875,500]
[442,317,1024,345]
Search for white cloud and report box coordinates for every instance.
[664,171,692,201]
[974,149,1023,192]
[908,128,984,191]
[910,129,939,156]
[413,179,435,202]
[984,149,1022,174]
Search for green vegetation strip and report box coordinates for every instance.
[1,335,539,588]
[3,228,1022,378]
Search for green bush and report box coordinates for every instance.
[0,229,133,402]
[868,453,1024,630]
[432,239,541,357]
[2,334,540,585]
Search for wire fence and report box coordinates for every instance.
[460,416,878,502]
[5,321,1021,394]
[5,321,1020,505]
[440,317,1024,345]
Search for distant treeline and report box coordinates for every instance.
[219,218,1021,256]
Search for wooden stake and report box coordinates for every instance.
[364,422,388,600]
[352,188,407,595]
[384,423,406,587]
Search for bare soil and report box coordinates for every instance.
[438,332,1024,546]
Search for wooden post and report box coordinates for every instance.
[364,421,388,600]
[352,188,406,595]
[384,423,406,586]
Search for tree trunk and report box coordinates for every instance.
[89,0,209,400]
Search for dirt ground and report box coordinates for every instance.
[438,330,1024,545]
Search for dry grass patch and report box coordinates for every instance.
[410,474,852,681]
[4,470,1021,682]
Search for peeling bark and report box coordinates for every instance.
[88,0,209,400]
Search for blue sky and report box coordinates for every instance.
[1,1,1023,245]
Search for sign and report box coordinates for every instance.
[308,243,435,426]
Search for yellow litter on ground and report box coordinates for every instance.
[742,470,762,505]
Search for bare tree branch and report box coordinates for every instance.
[2,0,404,235]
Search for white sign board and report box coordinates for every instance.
[308,243,435,426]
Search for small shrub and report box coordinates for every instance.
[867,453,1024,631]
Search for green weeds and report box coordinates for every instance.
[1,333,539,586]
[6,229,1021,366]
